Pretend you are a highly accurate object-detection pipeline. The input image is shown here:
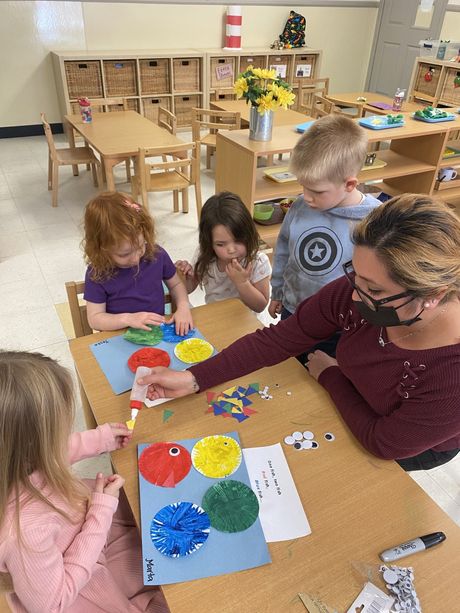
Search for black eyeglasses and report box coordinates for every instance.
[342,260,415,311]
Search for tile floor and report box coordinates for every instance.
[0,132,459,525]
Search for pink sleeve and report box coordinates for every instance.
[68,424,116,464]
[4,493,118,613]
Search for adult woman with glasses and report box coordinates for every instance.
[140,194,460,471]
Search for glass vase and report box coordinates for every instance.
[249,107,273,141]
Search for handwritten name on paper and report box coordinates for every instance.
[145,558,155,582]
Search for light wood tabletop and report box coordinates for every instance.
[64,111,187,191]
[69,299,460,612]
[325,91,428,115]
[210,99,309,127]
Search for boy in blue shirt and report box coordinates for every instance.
[268,113,381,356]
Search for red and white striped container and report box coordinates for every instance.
[223,6,242,50]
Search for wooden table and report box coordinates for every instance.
[325,91,427,116]
[69,299,460,612]
[210,99,308,127]
[64,111,186,191]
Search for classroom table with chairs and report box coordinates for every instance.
[69,298,460,613]
[64,110,187,192]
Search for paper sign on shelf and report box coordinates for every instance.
[243,443,311,542]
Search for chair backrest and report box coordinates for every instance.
[309,93,338,119]
[65,281,93,338]
[40,112,57,159]
[65,280,174,338]
[158,107,177,134]
[295,77,330,112]
[191,108,241,142]
[139,142,198,186]
[88,97,129,112]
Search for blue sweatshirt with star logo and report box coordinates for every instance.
[271,194,380,313]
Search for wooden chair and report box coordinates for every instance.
[295,77,330,113]
[132,143,202,218]
[41,113,102,208]
[309,93,339,119]
[158,106,177,134]
[88,98,132,183]
[65,280,175,428]
[192,108,241,170]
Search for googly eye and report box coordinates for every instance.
[169,447,180,456]
[311,441,319,449]
[324,432,335,442]
[293,442,303,450]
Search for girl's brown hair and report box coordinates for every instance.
[352,193,460,302]
[194,192,260,284]
[82,191,157,281]
[0,352,89,540]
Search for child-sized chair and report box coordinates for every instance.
[41,113,102,207]
[132,143,202,219]
[192,108,241,169]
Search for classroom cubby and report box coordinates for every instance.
[409,57,460,107]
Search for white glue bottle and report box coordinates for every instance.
[130,366,151,421]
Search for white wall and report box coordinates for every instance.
[0,1,379,127]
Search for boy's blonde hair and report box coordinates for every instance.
[0,352,89,540]
[290,114,368,185]
[82,191,157,282]
[352,193,460,303]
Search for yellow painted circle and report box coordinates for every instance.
[174,338,214,364]
[191,435,242,478]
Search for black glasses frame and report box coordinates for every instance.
[342,260,415,310]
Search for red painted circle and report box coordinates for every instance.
[127,347,170,372]
[139,442,192,487]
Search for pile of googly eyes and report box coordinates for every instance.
[379,565,420,612]
[284,430,335,450]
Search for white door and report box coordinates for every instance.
[366,0,448,96]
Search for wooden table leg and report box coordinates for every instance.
[104,158,116,191]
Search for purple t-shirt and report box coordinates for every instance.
[84,247,176,315]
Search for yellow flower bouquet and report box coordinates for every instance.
[234,66,295,115]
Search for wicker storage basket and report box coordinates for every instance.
[65,61,103,99]
[239,55,266,72]
[173,58,200,92]
[293,54,317,79]
[103,60,138,96]
[174,95,201,126]
[413,62,441,99]
[142,97,171,123]
[139,59,170,94]
[210,57,236,88]
[440,67,460,105]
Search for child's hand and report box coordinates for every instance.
[94,472,125,498]
[226,259,252,286]
[126,312,165,331]
[268,300,282,318]
[108,422,132,449]
[175,260,194,277]
[170,306,194,336]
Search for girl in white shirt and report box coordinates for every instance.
[176,192,271,313]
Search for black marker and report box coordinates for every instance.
[379,531,446,562]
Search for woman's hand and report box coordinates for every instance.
[169,306,194,336]
[108,422,132,449]
[126,311,165,331]
[305,350,338,381]
[139,367,198,400]
[226,259,252,286]
[94,472,125,498]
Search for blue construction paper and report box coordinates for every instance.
[138,432,271,585]
[90,328,216,395]
[295,120,315,133]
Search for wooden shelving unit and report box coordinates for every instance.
[204,48,322,105]
[215,114,460,221]
[408,57,460,107]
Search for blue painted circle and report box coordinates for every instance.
[150,501,210,558]
[160,323,196,343]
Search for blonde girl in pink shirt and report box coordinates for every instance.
[0,351,168,612]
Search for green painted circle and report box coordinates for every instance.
[202,480,259,533]
[124,325,163,346]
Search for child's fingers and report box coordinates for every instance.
[94,472,105,493]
